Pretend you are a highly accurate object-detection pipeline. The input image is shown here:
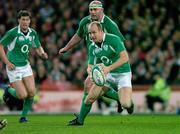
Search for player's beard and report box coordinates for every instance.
[91,16,98,21]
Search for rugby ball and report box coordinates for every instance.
[91,65,106,86]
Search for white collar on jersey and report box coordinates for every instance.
[100,15,105,23]
[102,33,106,42]
[17,25,32,35]
[100,33,106,47]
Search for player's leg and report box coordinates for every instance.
[5,86,18,98]
[20,75,36,122]
[89,73,123,113]
[4,66,27,100]
[78,76,92,120]
[81,76,121,114]
[68,85,103,125]
[9,81,29,122]
[104,75,123,113]
[82,76,92,102]
[85,76,120,101]
[116,72,134,114]
[103,86,119,100]
[83,75,122,111]
[0,119,7,130]
[16,64,35,123]
[119,87,134,114]
[68,76,92,125]
[102,86,123,113]
[79,85,103,123]
[10,81,28,100]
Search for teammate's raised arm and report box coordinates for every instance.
[58,33,82,55]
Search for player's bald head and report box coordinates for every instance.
[89,21,103,31]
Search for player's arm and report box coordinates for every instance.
[0,44,15,70]
[59,33,82,54]
[103,37,128,74]
[33,30,48,59]
[59,18,86,54]
[107,50,129,72]
[35,46,48,59]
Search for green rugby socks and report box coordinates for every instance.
[21,98,33,117]
[104,89,119,101]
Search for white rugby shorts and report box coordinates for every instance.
[6,64,33,83]
[105,72,132,90]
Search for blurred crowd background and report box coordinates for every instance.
[0,0,180,91]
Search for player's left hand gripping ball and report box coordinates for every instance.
[91,65,106,86]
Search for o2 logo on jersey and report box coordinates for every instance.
[101,56,112,65]
[21,45,29,53]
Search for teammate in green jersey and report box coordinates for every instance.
[60,1,125,126]
[69,21,134,125]
[0,10,48,123]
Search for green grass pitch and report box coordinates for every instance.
[1,114,180,134]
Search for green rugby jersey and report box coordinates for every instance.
[77,15,125,48]
[89,33,131,73]
[0,26,41,66]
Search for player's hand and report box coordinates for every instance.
[40,52,48,60]
[7,62,15,71]
[58,48,67,56]
[87,74,94,85]
[87,66,92,76]
[87,66,94,83]
[98,63,109,76]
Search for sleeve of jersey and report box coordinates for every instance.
[76,20,84,38]
[112,37,125,54]
[33,32,41,48]
[0,31,14,47]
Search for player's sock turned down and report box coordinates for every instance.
[104,89,119,101]
[78,92,92,124]
[8,87,18,98]
[21,98,33,117]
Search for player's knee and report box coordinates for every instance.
[102,86,109,92]
[17,92,28,99]
[27,90,36,98]
[85,96,96,104]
